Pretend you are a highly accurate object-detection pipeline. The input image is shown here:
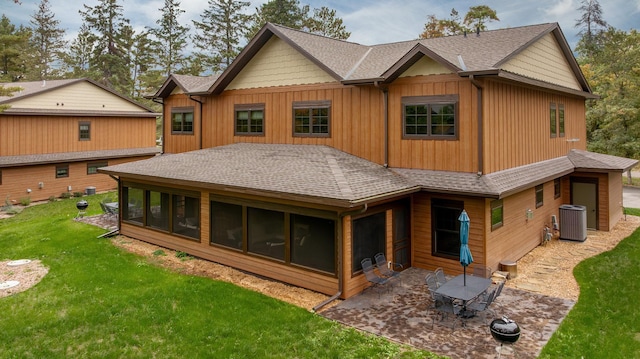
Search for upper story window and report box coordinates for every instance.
[235,104,264,136]
[171,107,194,134]
[79,122,91,141]
[550,103,557,138]
[558,104,565,137]
[402,95,458,139]
[293,101,330,137]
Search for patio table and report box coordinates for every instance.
[435,274,492,317]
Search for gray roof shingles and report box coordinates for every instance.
[100,144,637,205]
[100,143,420,208]
[0,147,160,167]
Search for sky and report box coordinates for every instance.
[3,0,640,51]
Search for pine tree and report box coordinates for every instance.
[148,0,190,76]
[247,0,309,40]
[0,15,31,82]
[60,23,94,79]
[575,0,608,58]
[306,6,350,40]
[192,0,251,73]
[28,0,67,80]
[79,0,132,94]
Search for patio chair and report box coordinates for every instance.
[466,287,497,327]
[373,252,402,279]
[433,296,462,331]
[434,267,447,287]
[361,258,391,297]
[472,265,492,278]
[425,273,446,305]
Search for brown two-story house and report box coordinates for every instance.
[101,23,637,299]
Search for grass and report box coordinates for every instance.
[0,194,440,359]
[540,207,640,358]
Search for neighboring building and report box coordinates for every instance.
[101,23,637,299]
[0,79,160,203]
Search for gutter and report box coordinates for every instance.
[188,95,204,150]
[469,75,484,176]
[312,203,368,313]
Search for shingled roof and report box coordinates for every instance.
[0,147,160,168]
[200,22,591,96]
[393,149,637,199]
[99,143,420,208]
[150,74,220,98]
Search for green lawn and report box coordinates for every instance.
[0,194,438,359]
[539,207,640,358]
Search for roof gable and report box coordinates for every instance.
[225,36,336,91]
[500,32,582,91]
[398,56,453,78]
[1,78,157,114]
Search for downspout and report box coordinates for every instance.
[374,81,389,167]
[469,75,484,176]
[189,95,204,150]
[151,97,164,154]
[312,203,368,312]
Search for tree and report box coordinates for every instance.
[582,28,640,160]
[0,15,31,82]
[28,0,67,80]
[420,5,499,39]
[148,0,190,76]
[60,23,94,79]
[192,0,251,73]
[463,5,499,32]
[306,6,350,40]
[575,0,608,57]
[0,84,22,112]
[247,0,310,40]
[79,0,132,94]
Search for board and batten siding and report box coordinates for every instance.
[482,79,587,174]
[9,81,146,113]
[201,83,387,166]
[386,74,477,172]
[0,115,157,156]
[162,93,202,154]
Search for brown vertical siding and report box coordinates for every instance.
[0,115,156,156]
[482,79,587,173]
[162,94,202,154]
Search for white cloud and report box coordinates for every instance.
[544,0,575,18]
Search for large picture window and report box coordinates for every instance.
[247,207,285,260]
[352,212,386,273]
[293,101,330,137]
[403,95,458,139]
[431,199,464,258]
[172,107,194,134]
[235,104,264,135]
[123,187,143,224]
[172,195,200,239]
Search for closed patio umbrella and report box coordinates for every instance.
[459,209,473,286]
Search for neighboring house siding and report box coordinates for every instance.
[501,33,582,91]
[482,79,587,173]
[226,37,336,90]
[0,115,157,156]
[399,56,453,78]
[608,172,623,231]
[10,81,146,112]
[0,157,146,202]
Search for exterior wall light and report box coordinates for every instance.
[526,209,533,221]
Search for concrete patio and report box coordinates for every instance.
[320,267,574,359]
